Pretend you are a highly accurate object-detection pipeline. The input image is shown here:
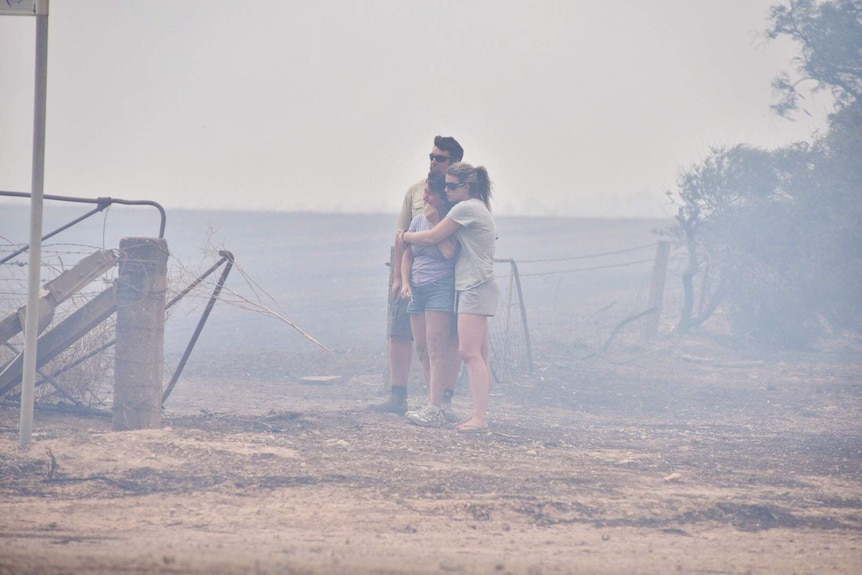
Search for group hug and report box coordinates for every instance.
[369,136,498,433]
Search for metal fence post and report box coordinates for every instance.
[113,237,169,431]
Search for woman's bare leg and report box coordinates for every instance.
[443,330,461,395]
[456,313,491,429]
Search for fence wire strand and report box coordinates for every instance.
[517,257,655,277]
[3,217,670,399]
[515,242,655,263]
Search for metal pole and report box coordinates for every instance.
[0,192,167,239]
[161,252,234,405]
[19,1,50,448]
[509,260,533,372]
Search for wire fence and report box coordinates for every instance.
[0,237,216,408]
[488,240,676,381]
[2,205,679,405]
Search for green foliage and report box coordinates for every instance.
[797,102,862,331]
[767,0,862,116]
[668,1,861,348]
[671,101,861,348]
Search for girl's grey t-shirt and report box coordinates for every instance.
[447,198,496,291]
[408,215,455,286]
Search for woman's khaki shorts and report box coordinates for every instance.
[456,280,499,317]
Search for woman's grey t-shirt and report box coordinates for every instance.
[447,198,496,291]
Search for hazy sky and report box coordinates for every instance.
[0,0,835,218]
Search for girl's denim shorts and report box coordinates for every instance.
[407,276,456,314]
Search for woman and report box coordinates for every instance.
[401,162,498,432]
[400,173,461,428]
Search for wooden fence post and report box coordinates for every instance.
[385,246,394,390]
[113,237,169,431]
[644,240,670,341]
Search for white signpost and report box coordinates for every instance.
[0,0,46,15]
[1,0,50,447]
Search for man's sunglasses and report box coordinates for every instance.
[444,181,467,190]
[429,153,451,163]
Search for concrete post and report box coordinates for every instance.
[113,237,169,431]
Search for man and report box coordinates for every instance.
[369,135,464,416]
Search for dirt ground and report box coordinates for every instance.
[1,331,861,575]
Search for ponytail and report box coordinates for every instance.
[447,162,493,211]
[474,166,493,211]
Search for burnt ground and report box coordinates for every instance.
[0,330,860,575]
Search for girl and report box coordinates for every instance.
[400,173,461,427]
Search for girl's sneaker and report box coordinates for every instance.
[406,404,446,428]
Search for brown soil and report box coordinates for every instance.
[1,333,861,575]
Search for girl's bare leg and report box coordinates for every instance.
[410,313,429,395]
[424,310,452,407]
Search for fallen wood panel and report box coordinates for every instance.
[0,287,117,397]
